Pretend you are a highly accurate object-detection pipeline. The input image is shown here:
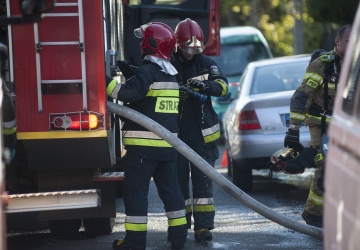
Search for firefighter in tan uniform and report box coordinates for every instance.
[284,24,352,227]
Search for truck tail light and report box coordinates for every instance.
[238,110,261,130]
[50,112,105,131]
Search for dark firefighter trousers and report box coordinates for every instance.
[122,151,187,249]
[177,152,216,231]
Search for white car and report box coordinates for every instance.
[222,54,311,191]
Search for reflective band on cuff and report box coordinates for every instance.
[194,198,214,205]
[168,217,187,227]
[194,204,215,212]
[3,119,16,129]
[308,189,323,206]
[214,79,228,96]
[3,126,16,135]
[125,223,147,232]
[125,215,148,224]
[167,209,186,219]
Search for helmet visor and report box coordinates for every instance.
[178,36,204,54]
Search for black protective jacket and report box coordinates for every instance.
[171,52,228,156]
[114,61,179,161]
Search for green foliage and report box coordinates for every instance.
[220,0,358,57]
[307,0,358,24]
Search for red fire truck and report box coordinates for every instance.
[1,0,220,238]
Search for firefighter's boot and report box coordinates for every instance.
[112,239,145,250]
[302,211,323,228]
[194,229,213,242]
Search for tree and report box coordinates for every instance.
[220,0,358,56]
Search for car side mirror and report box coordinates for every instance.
[0,0,55,25]
[216,92,232,104]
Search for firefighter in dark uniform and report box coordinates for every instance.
[107,22,187,250]
[171,18,228,242]
[0,43,16,163]
[284,24,352,228]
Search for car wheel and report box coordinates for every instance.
[232,167,253,192]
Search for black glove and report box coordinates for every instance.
[187,79,207,91]
[284,128,301,149]
[116,60,137,79]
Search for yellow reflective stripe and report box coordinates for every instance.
[150,81,179,90]
[106,79,120,97]
[306,114,331,124]
[123,138,172,147]
[3,119,16,129]
[290,112,306,121]
[214,79,228,96]
[168,217,187,227]
[155,97,178,113]
[194,204,215,212]
[185,205,192,214]
[146,89,179,97]
[304,72,323,83]
[204,130,220,143]
[125,223,147,232]
[308,189,323,206]
[202,124,220,137]
[202,124,220,143]
[321,82,336,90]
[3,126,16,135]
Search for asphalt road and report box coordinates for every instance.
[6,143,323,249]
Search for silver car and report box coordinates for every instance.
[222,54,312,191]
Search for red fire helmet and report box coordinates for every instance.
[134,22,176,60]
[174,18,204,54]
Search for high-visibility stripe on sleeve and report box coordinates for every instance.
[202,124,220,143]
[214,78,228,96]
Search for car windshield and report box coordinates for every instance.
[211,43,269,77]
[250,60,309,95]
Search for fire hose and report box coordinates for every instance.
[107,101,323,239]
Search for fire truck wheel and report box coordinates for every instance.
[83,217,115,236]
[49,219,82,236]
